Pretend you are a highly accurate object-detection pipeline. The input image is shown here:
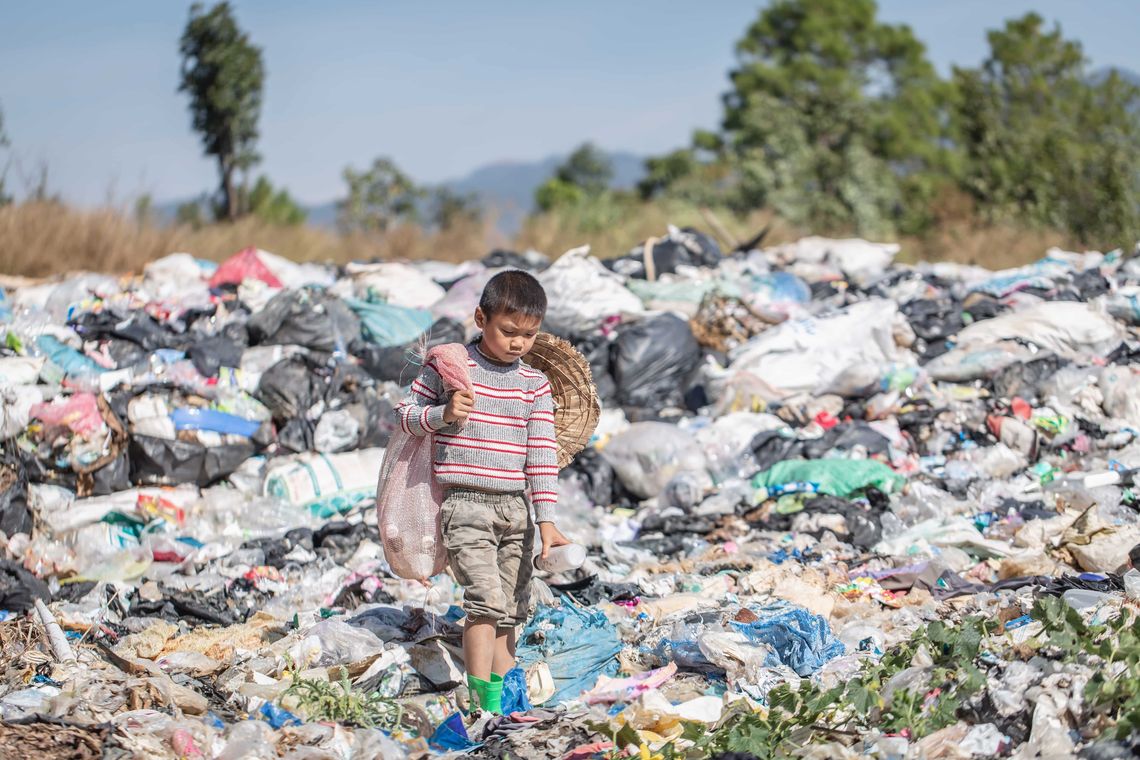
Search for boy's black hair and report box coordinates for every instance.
[478,270,547,320]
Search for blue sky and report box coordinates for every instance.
[1,1,1137,207]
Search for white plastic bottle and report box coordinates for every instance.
[1081,471,1122,489]
[533,543,587,573]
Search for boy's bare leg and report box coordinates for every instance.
[463,618,496,680]
[492,627,516,675]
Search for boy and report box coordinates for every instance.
[394,270,571,715]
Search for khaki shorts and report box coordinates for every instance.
[441,488,534,628]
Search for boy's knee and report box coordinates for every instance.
[463,587,510,625]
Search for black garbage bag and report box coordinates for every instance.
[241,528,315,569]
[638,512,719,535]
[129,435,255,486]
[0,559,50,612]
[546,577,641,605]
[753,421,892,465]
[749,430,806,472]
[257,354,333,421]
[560,447,615,506]
[901,296,963,361]
[19,451,76,491]
[128,436,197,486]
[751,421,891,468]
[346,389,398,449]
[990,353,1068,401]
[611,314,701,409]
[90,450,132,496]
[606,228,722,279]
[754,494,882,550]
[900,297,963,343]
[276,418,315,453]
[0,454,34,538]
[351,318,465,384]
[805,423,892,459]
[105,339,148,369]
[248,287,361,352]
[481,250,550,271]
[131,588,237,626]
[187,333,247,378]
[571,334,616,404]
[961,293,1008,322]
[1073,268,1111,299]
[70,310,185,352]
[260,354,391,451]
[350,340,414,385]
[314,521,374,563]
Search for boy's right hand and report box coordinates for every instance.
[443,389,475,424]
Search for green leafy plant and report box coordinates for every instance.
[656,614,1001,757]
[283,674,403,729]
[1033,594,1140,739]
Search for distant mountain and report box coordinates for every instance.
[444,149,646,235]
[155,148,647,237]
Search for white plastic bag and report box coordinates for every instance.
[538,245,645,335]
[729,298,914,395]
[0,384,41,439]
[600,421,707,499]
[951,300,1123,360]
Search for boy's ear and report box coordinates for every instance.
[474,307,486,329]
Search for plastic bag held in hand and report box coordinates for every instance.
[376,343,472,580]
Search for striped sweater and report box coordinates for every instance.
[394,342,559,523]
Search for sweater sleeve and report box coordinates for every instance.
[525,376,559,523]
[394,364,451,437]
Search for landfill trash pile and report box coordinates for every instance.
[1,230,1140,758]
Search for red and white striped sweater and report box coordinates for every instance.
[394,342,558,523]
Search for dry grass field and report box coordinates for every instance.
[0,198,1079,281]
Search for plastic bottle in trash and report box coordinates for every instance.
[533,543,586,573]
[1081,471,1122,489]
[1062,588,1113,610]
[1124,568,1140,601]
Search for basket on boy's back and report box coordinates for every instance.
[384,270,575,716]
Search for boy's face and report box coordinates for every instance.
[475,308,542,363]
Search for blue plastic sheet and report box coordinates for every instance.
[646,620,720,674]
[429,712,478,751]
[258,702,302,728]
[968,256,1073,298]
[730,600,845,676]
[517,603,621,705]
[501,666,532,714]
[35,335,108,378]
[751,271,811,304]
[344,298,433,348]
[171,407,261,438]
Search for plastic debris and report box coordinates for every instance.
[0,234,1138,757]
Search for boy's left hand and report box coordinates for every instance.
[538,522,572,561]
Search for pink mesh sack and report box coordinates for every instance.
[377,343,472,580]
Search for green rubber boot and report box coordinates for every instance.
[484,672,504,715]
[466,674,490,713]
